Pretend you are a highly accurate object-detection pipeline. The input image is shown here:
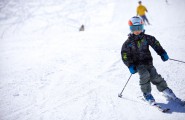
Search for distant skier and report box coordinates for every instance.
[79,24,85,31]
[137,1,150,25]
[121,16,184,105]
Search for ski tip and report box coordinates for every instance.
[162,108,170,113]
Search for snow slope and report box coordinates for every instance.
[0,0,185,120]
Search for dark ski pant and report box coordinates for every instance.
[140,15,150,25]
[136,65,168,94]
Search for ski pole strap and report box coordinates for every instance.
[169,58,185,64]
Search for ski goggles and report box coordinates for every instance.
[130,25,144,32]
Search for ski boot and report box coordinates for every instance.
[163,88,185,106]
[144,93,155,105]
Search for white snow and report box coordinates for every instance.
[0,0,185,120]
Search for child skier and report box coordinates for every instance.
[121,16,184,105]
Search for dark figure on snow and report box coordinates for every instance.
[121,16,184,105]
[137,1,150,25]
[79,24,85,31]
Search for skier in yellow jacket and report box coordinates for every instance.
[137,1,150,25]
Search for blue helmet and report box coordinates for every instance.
[128,16,144,32]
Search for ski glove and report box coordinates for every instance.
[161,52,169,61]
[128,65,137,74]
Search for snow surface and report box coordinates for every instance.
[0,0,185,120]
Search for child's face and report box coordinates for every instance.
[133,30,142,35]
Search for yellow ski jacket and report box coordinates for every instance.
[137,5,148,16]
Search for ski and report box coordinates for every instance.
[121,96,170,113]
[151,102,170,113]
[141,98,170,113]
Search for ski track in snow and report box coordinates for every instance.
[0,0,185,120]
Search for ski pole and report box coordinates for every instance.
[118,74,132,98]
[169,58,185,64]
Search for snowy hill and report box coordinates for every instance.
[0,0,185,120]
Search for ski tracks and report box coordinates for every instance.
[80,86,120,120]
